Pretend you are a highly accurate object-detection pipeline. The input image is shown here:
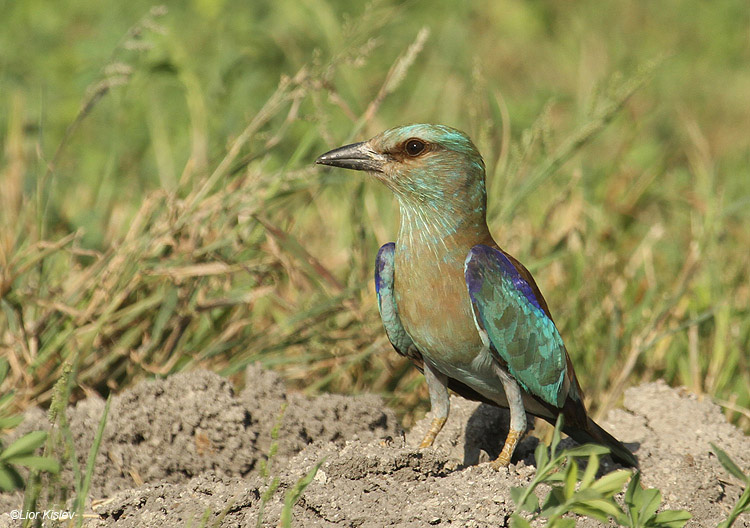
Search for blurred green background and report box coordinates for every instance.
[1,0,748,429]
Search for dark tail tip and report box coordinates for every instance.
[565,418,639,468]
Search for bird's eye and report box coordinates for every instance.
[405,139,426,156]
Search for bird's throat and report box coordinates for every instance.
[395,200,490,261]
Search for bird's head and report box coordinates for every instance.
[316,124,487,213]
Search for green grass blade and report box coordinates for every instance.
[0,431,48,460]
[74,395,111,527]
[711,443,749,483]
[279,459,325,528]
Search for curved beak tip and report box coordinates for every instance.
[314,141,385,173]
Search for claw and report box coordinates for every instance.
[490,455,511,470]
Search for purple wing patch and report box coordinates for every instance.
[465,245,542,311]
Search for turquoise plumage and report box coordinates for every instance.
[465,244,567,408]
[375,242,420,363]
[317,124,637,468]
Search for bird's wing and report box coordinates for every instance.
[464,244,637,466]
[464,244,569,408]
[375,243,422,363]
[375,243,497,405]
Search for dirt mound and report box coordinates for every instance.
[1,368,748,527]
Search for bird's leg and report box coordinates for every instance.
[491,365,527,469]
[419,362,450,448]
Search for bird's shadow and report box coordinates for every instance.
[462,403,537,467]
[463,403,638,474]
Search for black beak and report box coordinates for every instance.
[315,141,387,173]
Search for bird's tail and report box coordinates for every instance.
[563,417,638,468]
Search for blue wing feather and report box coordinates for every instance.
[464,244,567,407]
[375,243,420,361]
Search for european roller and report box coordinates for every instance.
[316,124,637,468]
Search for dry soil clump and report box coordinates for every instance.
[1,365,748,527]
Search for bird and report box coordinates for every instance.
[315,123,637,468]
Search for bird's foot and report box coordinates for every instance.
[490,429,522,470]
[489,454,511,470]
[418,416,447,448]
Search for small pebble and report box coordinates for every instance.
[314,469,328,484]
